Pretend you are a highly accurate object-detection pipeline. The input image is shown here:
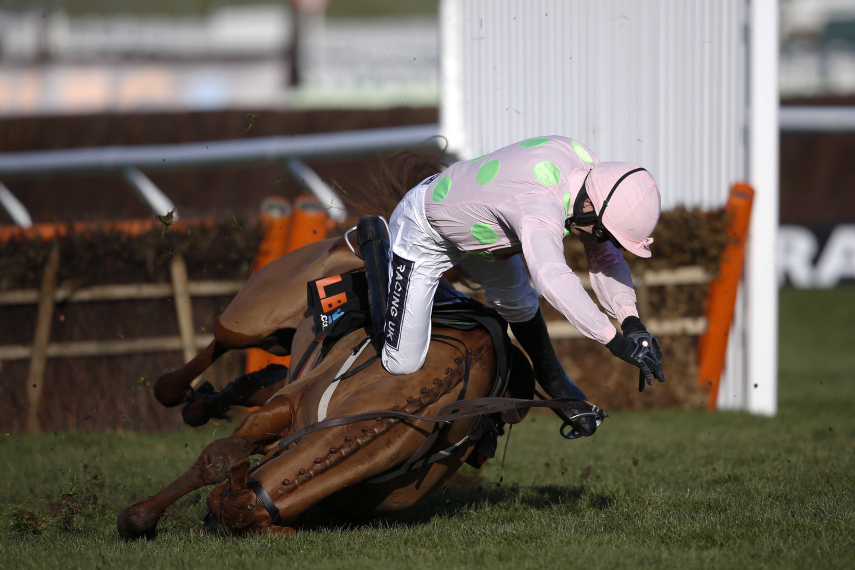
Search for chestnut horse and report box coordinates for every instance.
[117,236,534,539]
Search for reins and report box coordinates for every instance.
[256,395,604,473]
[235,392,605,527]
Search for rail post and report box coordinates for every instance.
[169,253,196,365]
[26,242,60,433]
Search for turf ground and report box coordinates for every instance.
[1,287,854,569]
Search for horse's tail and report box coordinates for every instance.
[344,140,448,219]
[154,340,226,407]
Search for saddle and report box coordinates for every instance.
[301,216,518,399]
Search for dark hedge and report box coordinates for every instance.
[0,218,261,291]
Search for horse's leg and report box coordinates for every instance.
[154,326,297,408]
[181,364,290,427]
[117,391,297,540]
[206,403,439,536]
[153,340,227,407]
[153,237,361,407]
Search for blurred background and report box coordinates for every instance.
[0,0,852,433]
[0,0,439,114]
[0,0,441,222]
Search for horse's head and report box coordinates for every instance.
[210,460,274,536]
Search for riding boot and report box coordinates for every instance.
[508,308,598,437]
[356,215,391,355]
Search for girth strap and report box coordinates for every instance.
[366,429,479,483]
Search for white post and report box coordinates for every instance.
[746,0,779,416]
[439,0,466,159]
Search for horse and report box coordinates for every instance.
[117,233,589,539]
[117,146,608,539]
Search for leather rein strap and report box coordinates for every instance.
[273,396,604,455]
[239,397,604,529]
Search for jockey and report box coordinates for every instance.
[381,135,665,437]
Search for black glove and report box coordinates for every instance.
[621,316,664,391]
[622,316,663,358]
[606,327,666,392]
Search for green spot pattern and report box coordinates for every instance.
[520,137,550,148]
[476,160,500,185]
[432,176,452,202]
[469,154,488,163]
[533,161,561,186]
[471,222,499,245]
[572,140,594,163]
[469,251,495,259]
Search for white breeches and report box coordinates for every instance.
[381,181,540,375]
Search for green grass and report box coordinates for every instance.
[1,287,854,569]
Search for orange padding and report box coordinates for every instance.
[286,194,335,252]
[0,217,225,243]
[250,196,294,275]
[245,193,332,375]
[697,182,754,411]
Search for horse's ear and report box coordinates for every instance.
[228,460,251,491]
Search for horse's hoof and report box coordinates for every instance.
[181,397,210,427]
[153,385,190,408]
[153,372,194,407]
[117,507,158,541]
[182,390,230,428]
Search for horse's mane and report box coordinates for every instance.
[345,139,449,219]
